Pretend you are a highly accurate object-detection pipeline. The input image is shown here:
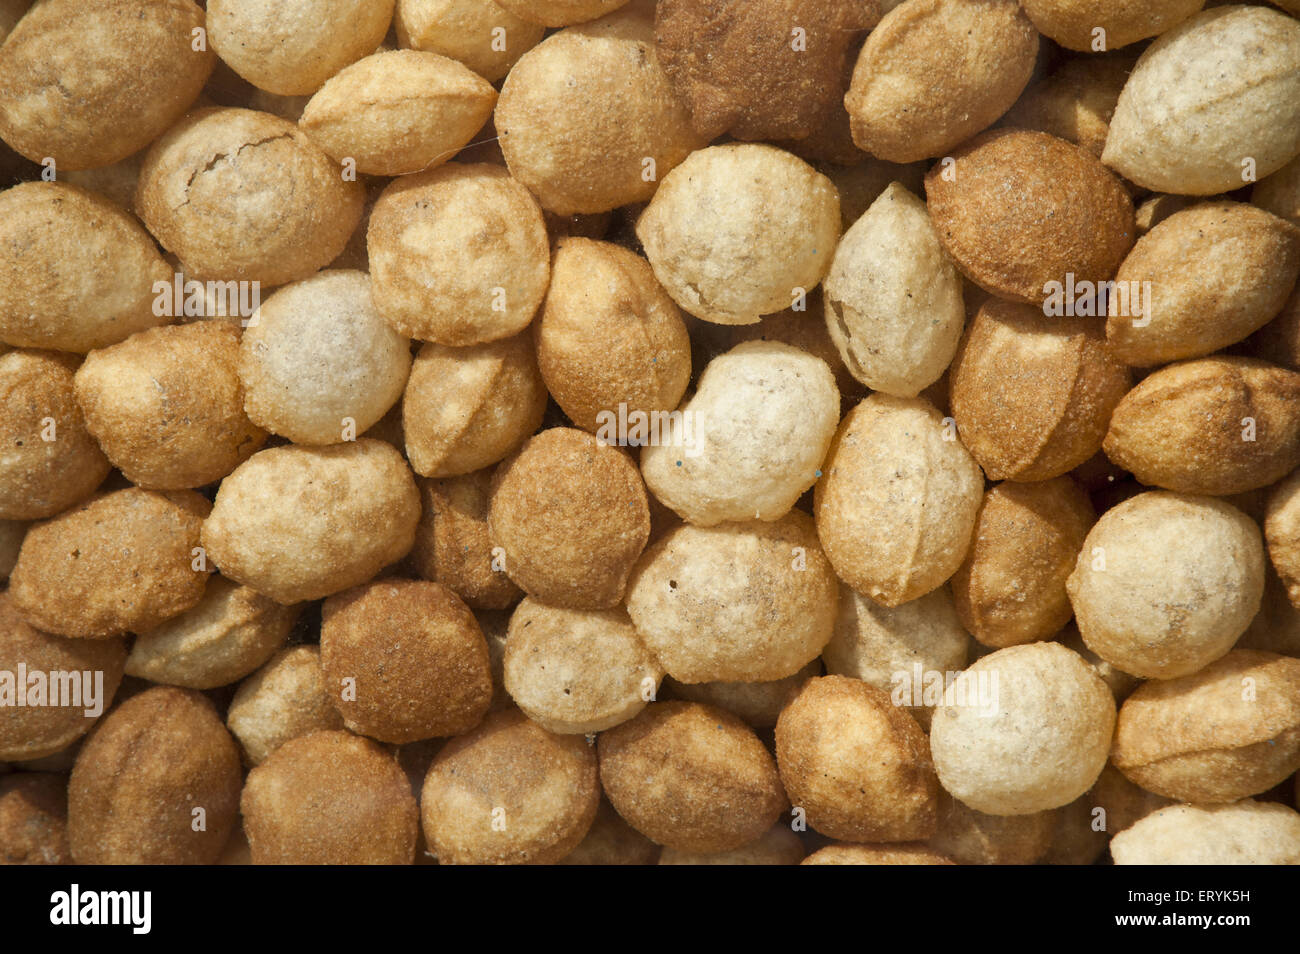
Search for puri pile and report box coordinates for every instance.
[2,0,1300,867]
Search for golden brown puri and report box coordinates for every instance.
[241,729,418,865]
[0,773,71,865]
[68,687,241,864]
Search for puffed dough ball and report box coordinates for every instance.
[69,687,241,864]
[659,824,805,866]
[408,470,522,610]
[559,798,660,865]
[536,238,691,434]
[0,183,172,352]
[776,676,939,842]
[928,791,1058,865]
[226,646,345,765]
[74,322,267,489]
[999,52,1136,160]
[0,0,213,169]
[395,0,545,82]
[802,843,954,865]
[598,702,785,853]
[950,300,1131,481]
[1112,650,1300,803]
[926,129,1136,306]
[488,428,650,610]
[1102,6,1300,196]
[953,479,1095,649]
[667,661,819,730]
[422,709,600,864]
[402,334,547,478]
[625,512,838,683]
[242,730,418,864]
[0,594,126,762]
[814,394,984,607]
[1106,203,1300,366]
[125,577,298,690]
[240,270,411,445]
[1067,492,1265,679]
[496,0,628,27]
[637,144,840,325]
[368,163,550,346]
[654,0,871,142]
[0,2,32,48]
[1266,468,1300,610]
[1111,801,1300,865]
[503,598,662,734]
[0,350,110,520]
[496,3,702,214]
[0,773,70,865]
[321,580,493,743]
[823,182,965,396]
[929,642,1116,816]
[136,108,365,286]
[9,488,211,639]
[1019,0,1206,51]
[1254,155,1300,229]
[823,583,970,730]
[0,520,22,580]
[206,0,395,96]
[201,439,420,605]
[299,50,497,177]
[844,0,1038,163]
[641,341,839,526]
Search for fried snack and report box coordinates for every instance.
[0,183,172,352]
[598,701,785,853]
[201,440,420,605]
[239,270,411,445]
[408,469,522,610]
[802,843,954,865]
[1067,492,1264,679]
[1254,155,1300,228]
[0,593,126,762]
[636,143,841,325]
[659,824,805,866]
[125,577,297,690]
[844,0,1037,163]
[206,0,394,96]
[814,394,984,606]
[949,300,1131,481]
[68,687,241,864]
[75,322,267,489]
[1102,6,1300,196]
[776,676,938,842]
[823,584,970,730]
[823,182,964,397]
[226,646,345,766]
[928,792,1058,865]
[999,52,1136,158]
[494,0,629,28]
[558,797,660,865]
[299,50,497,177]
[367,163,550,346]
[394,0,545,82]
[0,773,70,865]
[495,3,703,213]
[1106,203,1300,366]
[9,488,210,639]
[929,642,1116,815]
[1102,356,1300,496]
[535,238,691,434]
[953,479,1095,649]
[666,661,819,730]
[925,129,1135,305]
[321,579,492,743]
[488,428,650,610]
[503,598,662,734]
[0,350,110,519]
[1112,650,1300,803]
[641,341,839,526]
[625,512,837,683]
[402,334,548,478]
[1018,0,1204,51]
[242,729,418,864]
[422,709,600,864]
[1110,801,1300,865]
[654,0,871,142]
[0,0,212,169]
[136,108,364,286]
